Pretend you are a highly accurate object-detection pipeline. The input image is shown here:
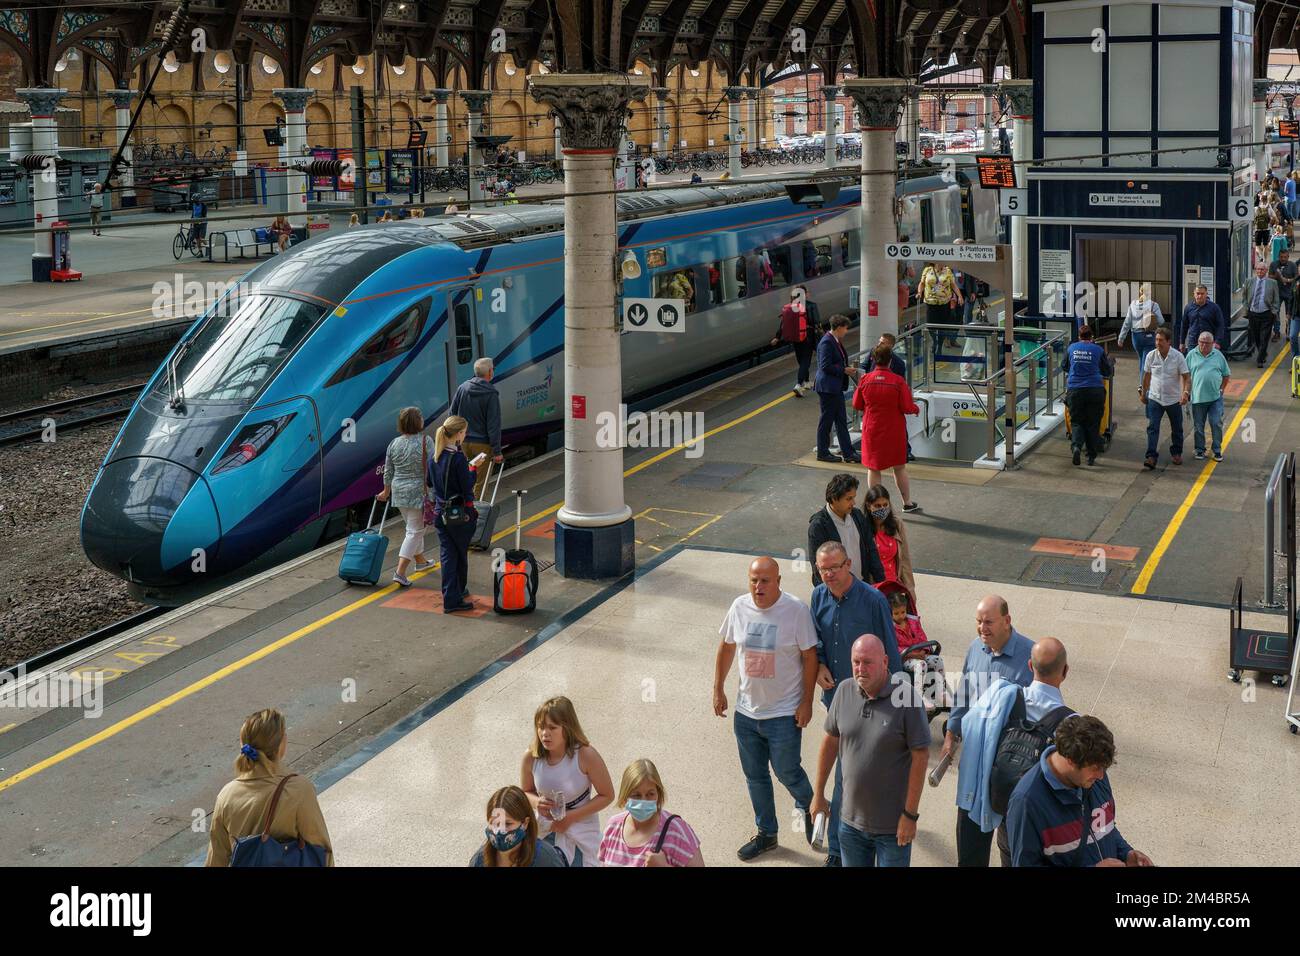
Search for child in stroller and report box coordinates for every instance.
[881,581,952,719]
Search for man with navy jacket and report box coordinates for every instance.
[1005,715,1154,867]
[814,314,861,463]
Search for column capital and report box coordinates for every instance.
[1254,78,1274,100]
[429,88,452,104]
[527,73,650,151]
[459,89,492,113]
[272,88,314,112]
[841,78,908,130]
[106,88,139,109]
[722,86,747,102]
[979,83,998,97]
[744,87,761,99]
[821,84,841,101]
[999,78,1033,119]
[15,87,67,118]
[651,86,670,99]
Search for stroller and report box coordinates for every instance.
[877,579,952,723]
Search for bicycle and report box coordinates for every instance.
[173,221,205,260]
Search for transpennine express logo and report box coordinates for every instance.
[516,364,554,411]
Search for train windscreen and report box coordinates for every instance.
[162,294,325,405]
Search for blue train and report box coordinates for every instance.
[82,173,997,604]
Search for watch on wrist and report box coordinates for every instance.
[902,808,919,822]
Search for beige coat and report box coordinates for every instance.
[894,515,917,603]
[205,760,335,866]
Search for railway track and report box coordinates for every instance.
[1,607,167,681]
[0,383,145,447]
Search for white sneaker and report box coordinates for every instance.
[393,574,413,587]
[413,559,434,571]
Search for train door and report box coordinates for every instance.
[443,284,484,399]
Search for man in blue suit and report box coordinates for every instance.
[815,314,860,463]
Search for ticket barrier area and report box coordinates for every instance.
[891,322,1069,468]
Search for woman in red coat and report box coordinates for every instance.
[851,343,920,513]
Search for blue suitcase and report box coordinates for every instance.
[338,499,391,585]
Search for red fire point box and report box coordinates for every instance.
[571,395,586,419]
[867,300,878,317]
[50,221,82,282]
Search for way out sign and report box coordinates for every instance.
[623,297,686,333]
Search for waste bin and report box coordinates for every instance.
[49,220,82,281]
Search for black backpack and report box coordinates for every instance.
[988,690,1074,816]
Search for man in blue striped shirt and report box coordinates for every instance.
[940,594,1035,866]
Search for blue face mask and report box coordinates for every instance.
[870,506,891,521]
[625,799,659,822]
[485,825,527,852]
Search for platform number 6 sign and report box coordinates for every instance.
[1229,196,1253,223]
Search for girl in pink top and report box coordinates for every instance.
[598,759,704,868]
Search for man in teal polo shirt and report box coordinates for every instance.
[1186,331,1231,462]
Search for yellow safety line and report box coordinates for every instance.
[0,306,157,339]
[1130,347,1291,595]
[0,724,15,735]
[0,388,794,793]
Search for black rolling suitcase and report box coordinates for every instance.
[469,460,503,551]
[494,489,538,615]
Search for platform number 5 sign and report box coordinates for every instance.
[999,188,1028,217]
[1229,195,1254,223]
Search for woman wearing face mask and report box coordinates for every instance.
[470,786,567,867]
[521,696,615,867]
[863,483,916,608]
[598,759,704,867]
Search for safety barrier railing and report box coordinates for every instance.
[1263,452,1293,609]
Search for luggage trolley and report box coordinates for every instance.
[1228,454,1298,713]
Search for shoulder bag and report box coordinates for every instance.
[647,813,681,865]
[229,774,328,867]
[438,451,475,528]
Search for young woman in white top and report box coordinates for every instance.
[1116,285,1163,385]
[520,696,614,867]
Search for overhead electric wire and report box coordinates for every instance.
[1,132,1273,239]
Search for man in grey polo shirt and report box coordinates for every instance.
[809,634,930,867]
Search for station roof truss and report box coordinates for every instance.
[1,0,1037,94]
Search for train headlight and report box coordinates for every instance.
[212,414,297,475]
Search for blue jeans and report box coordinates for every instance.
[816,390,855,460]
[838,821,912,867]
[1144,400,1184,462]
[734,711,813,836]
[1131,331,1155,385]
[1191,398,1224,456]
[828,758,844,858]
[1290,316,1300,357]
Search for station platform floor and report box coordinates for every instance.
[0,343,1296,865]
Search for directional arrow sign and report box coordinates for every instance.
[623,297,687,333]
[883,242,996,262]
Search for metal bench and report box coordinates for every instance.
[210,228,273,262]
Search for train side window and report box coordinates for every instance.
[758,246,790,291]
[326,298,429,386]
[654,269,697,313]
[838,232,859,267]
[453,301,473,364]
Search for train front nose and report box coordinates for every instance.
[81,457,221,587]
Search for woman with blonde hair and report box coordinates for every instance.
[598,759,704,867]
[469,786,567,867]
[521,696,614,867]
[429,414,485,612]
[376,406,432,587]
[348,212,360,227]
[205,708,334,866]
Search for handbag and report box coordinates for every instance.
[434,448,475,527]
[420,436,437,526]
[229,774,328,867]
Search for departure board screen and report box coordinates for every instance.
[1280,119,1299,140]
[976,154,1017,188]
